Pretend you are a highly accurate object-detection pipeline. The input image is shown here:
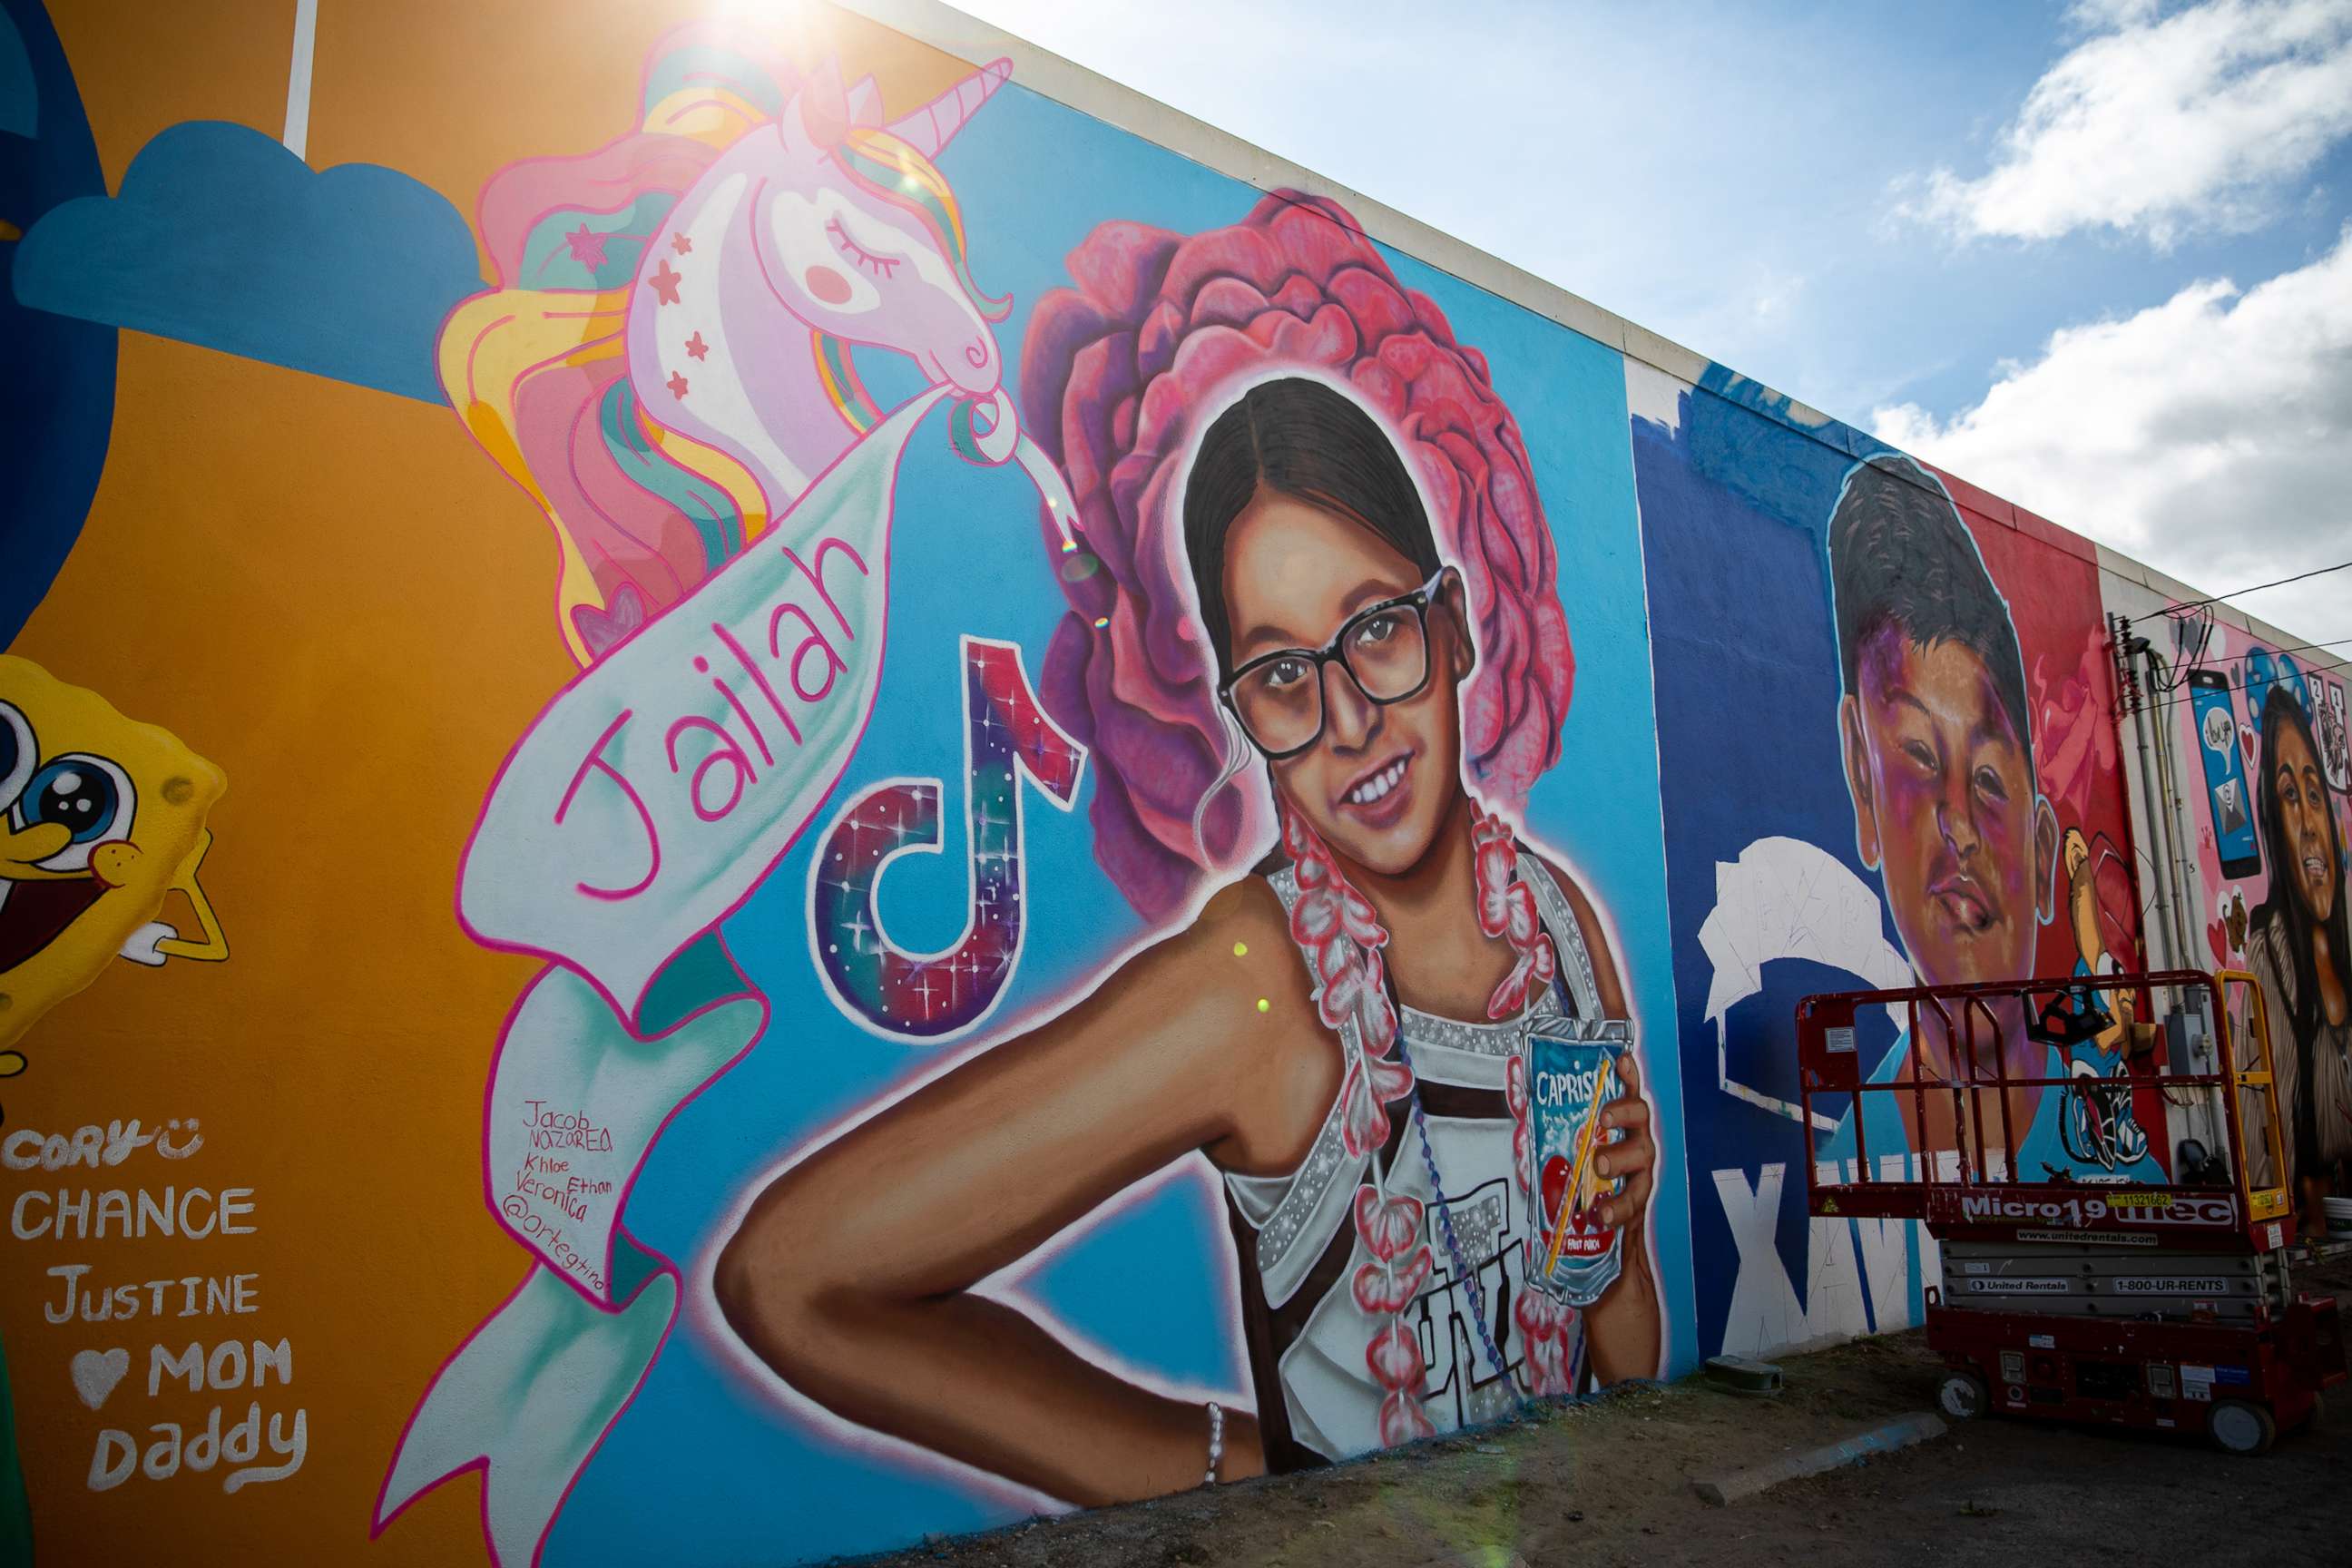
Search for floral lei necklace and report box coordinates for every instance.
[1279,796,1580,1445]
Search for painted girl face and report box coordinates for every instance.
[1220,493,1473,879]
[2272,720,2339,925]
[1842,629,2054,989]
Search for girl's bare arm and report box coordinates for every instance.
[714,884,1309,1505]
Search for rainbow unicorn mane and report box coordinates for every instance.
[437,24,1016,664]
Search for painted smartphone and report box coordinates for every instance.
[2189,669,2262,880]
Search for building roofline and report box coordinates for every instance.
[832,0,2319,652]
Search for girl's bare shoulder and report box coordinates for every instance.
[1134,875,1302,999]
[1079,873,1320,1053]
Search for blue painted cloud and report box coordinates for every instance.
[12,120,483,403]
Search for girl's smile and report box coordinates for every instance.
[1219,491,1474,881]
[1338,750,1415,821]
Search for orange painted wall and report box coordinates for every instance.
[3,4,969,1560]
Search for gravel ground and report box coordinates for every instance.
[858,1252,2352,1568]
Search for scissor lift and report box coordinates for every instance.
[1798,969,2345,1454]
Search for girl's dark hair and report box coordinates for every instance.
[1828,455,2033,771]
[1182,377,1440,677]
[2252,681,2350,1048]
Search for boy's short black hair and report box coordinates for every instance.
[1828,454,2033,764]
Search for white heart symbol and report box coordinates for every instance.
[71,1348,130,1411]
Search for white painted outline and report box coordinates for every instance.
[1168,367,1679,1384]
[723,364,1681,1493]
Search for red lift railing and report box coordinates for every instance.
[1798,969,2291,1249]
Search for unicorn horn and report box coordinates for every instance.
[847,73,886,128]
[886,58,1013,158]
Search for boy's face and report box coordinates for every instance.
[1841,628,2054,990]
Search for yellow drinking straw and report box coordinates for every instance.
[1541,1054,1617,1280]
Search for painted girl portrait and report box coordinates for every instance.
[2245,682,2352,1231]
[713,373,1661,1503]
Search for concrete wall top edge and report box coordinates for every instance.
[832,0,2289,637]
[831,0,1634,355]
[2097,555,2312,652]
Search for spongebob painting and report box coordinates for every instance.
[0,655,227,1091]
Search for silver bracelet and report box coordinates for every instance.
[1203,1400,1225,1485]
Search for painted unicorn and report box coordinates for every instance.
[438,24,1018,663]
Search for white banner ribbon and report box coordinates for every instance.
[459,387,948,1020]
[487,965,765,1301]
[385,390,1085,1564]
[375,1245,674,1563]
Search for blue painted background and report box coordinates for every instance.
[1631,370,2132,1358]
[1631,383,1899,1357]
[547,80,1692,1566]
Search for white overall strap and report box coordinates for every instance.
[1518,850,1604,1022]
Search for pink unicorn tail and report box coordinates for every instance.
[887,58,1014,159]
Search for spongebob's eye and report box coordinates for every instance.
[16,754,136,867]
[0,702,32,814]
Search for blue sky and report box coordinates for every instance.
[955,0,2352,641]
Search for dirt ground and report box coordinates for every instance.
[863,1253,2352,1568]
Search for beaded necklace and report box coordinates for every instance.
[1278,798,1566,1435]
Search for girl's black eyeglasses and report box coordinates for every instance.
[1219,573,1446,760]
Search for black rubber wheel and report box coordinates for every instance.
[2210,1399,2277,1455]
[1938,1370,1989,1421]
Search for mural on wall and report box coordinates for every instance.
[436,23,1032,668]
[377,21,1683,1559]
[2141,615,2352,1235]
[2053,825,2152,1174]
[20,2,2324,1563]
[1810,456,2156,1195]
[0,656,227,1093]
[2247,678,2351,1224]
[720,372,1660,1503]
[11,116,483,405]
[379,25,1089,1565]
[1630,369,2153,1360]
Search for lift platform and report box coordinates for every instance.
[1797,968,2345,1454]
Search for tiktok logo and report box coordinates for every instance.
[808,637,1085,1039]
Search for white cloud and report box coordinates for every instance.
[2068,0,2162,26]
[1905,0,2352,245]
[1870,226,2352,640]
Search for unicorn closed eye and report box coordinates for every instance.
[438,24,1018,664]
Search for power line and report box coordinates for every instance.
[2132,630,2351,697]
[2259,634,2352,660]
[2144,618,2215,691]
[2138,653,2352,719]
[2160,559,2352,617]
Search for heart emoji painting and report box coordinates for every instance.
[71,1347,130,1411]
